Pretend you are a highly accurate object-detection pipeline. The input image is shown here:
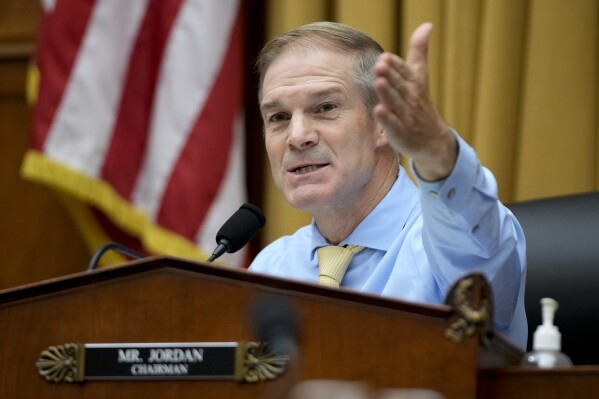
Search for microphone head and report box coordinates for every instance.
[215,203,266,253]
[251,295,298,357]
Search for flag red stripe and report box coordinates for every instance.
[156,12,242,239]
[31,0,96,150]
[100,0,184,200]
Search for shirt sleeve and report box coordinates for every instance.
[412,131,527,333]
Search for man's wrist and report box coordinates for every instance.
[412,128,458,182]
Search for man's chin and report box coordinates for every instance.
[285,192,331,212]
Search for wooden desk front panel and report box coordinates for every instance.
[478,367,599,398]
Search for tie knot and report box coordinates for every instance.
[316,245,364,288]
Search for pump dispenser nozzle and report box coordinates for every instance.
[521,297,572,368]
[534,298,561,351]
[541,298,557,326]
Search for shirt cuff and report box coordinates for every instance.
[411,129,479,207]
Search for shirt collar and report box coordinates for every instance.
[309,166,420,255]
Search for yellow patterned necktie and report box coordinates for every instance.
[316,245,364,288]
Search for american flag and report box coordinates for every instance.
[22,0,248,267]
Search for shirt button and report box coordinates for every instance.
[472,225,480,234]
[447,188,456,199]
[428,191,439,198]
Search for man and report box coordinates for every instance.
[249,21,527,349]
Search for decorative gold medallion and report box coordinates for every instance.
[237,342,289,382]
[36,343,84,383]
[444,274,492,344]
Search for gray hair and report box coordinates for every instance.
[255,21,384,115]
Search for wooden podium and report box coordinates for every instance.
[0,256,530,398]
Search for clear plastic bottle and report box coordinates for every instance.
[521,297,572,368]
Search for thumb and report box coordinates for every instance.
[406,22,433,68]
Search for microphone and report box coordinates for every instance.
[251,295,299,358]
[207,203,266,262]
[251,295,300,399]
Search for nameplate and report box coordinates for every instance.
[36,342,288,383]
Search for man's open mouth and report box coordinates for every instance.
[291,164,327,174]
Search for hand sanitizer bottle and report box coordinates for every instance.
[521,298,572,368]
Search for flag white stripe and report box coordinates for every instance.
[196,110,247,264]
[45,0,149,177]
[131,0,239,219]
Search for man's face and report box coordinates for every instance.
[261,47,387,214]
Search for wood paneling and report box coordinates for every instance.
[0,0,89,289]
[478,367,599,399]
[0,0,40,41]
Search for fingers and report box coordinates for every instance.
[374,20,434,118]
[374,54,409,117]
[374,102,406,136]
[375,52,413,83]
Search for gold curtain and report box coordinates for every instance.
[261,0,599,246]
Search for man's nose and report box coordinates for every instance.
[287,114,318,149]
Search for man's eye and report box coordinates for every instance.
[269,113,288,123]
[318,103,337,113]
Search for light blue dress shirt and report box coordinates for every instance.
[249,134,527,349]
